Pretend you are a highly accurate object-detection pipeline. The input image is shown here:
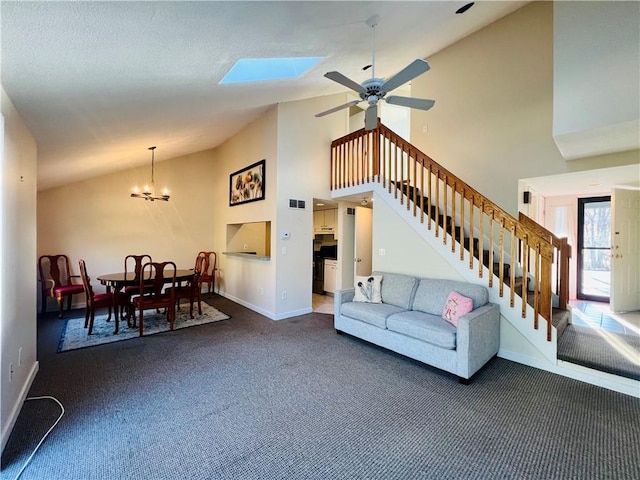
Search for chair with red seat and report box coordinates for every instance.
[79,259,127,334]
[132,261,177,336]
[38,254,85,318]
[197,251,217,293]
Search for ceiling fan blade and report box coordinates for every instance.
[385,95,435,111]
[365,104,378,130]
[381,59,431,93]
[315,100,361,118]
[324,71,365,94]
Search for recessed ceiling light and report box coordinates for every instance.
[456,3,475,14]
[316,203,325,206]
[220,57,324,84]
[588,183,601,187]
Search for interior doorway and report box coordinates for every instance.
[577,196,611,302]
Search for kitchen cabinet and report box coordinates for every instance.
[324,259,337,294]
[314,209,338,234]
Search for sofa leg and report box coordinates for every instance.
[335,329,343,335]
[458,376,470,385]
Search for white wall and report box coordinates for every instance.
[372,192,463,280]
[553,1,640,159]
[409,1,639,218]
[275,94,349,318]
[1,87,38,453]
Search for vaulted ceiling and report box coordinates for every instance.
[1,1,527,190]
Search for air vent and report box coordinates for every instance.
[289,199,306,209]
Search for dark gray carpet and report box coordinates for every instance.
[558,325,640,380]
[2,295,640,480]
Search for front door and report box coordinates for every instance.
[611,188,640,312]
[577,196,611,302]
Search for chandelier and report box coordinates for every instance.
[131,146,170,201]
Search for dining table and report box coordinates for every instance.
[97,269,195,333]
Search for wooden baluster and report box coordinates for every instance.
[510,226,516,307]
[420,165,425,224]
[469,196,475,269]
[443,176,448,245]
[478,202,484,279]
[412,156,417,214]
[394,145,399,198]
[522,237,530,319]
[434,174,440,238]
[499,218,505,297]
[427,165,433,231]
[460,188,465,261]
[488,213,494,288]
[451,182,457,253]
[399,148,404,204]
[539,246,552,341]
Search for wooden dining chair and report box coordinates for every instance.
[167,256,202,319]
[197,251,217,293]
[132,261,177,336]
[38,254,85,318]
[121,254,152,322]
[79,259,127,335]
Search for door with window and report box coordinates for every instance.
[577,196,611,302]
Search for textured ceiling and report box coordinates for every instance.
[1,1,527,190]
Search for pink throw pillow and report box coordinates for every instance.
[442,291,473,326]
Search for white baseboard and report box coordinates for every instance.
[1,360,39,454]
[499,349,639,398]
[219,292,311,321]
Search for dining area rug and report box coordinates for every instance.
[58,302,229,352]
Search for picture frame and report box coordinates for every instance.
[229,159,265,206]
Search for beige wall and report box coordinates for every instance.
[409,1,639,217]
[37,149,218,297]
[1,87,38,452]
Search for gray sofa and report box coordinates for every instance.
[334,272,500,382]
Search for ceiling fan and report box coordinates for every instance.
[315,15,435,130]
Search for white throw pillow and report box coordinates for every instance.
[354,275,383,303]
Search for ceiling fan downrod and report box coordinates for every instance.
[366,15,379,79]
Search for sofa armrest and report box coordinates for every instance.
[334,289,355,318]
[456,303,500,379]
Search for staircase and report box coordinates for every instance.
[329,121,572,361]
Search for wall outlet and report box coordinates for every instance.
[259,287,264,295]
[378,248,386,256]
[9,362,13,382]
[282,247,287,255]
[281,291,287,300]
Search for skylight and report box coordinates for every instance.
[219,57,323,84]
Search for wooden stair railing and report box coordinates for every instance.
[330,121,558,341]
[518,213,571,311]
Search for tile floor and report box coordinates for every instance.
[569,300,640,337]
[312,293,334,314]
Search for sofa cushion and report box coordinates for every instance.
[375,272,419,309]
[386,311,457,350]
[412,278,488,315]
[353,275,383,303]
[442,291,474,327]
[340,301,406,329]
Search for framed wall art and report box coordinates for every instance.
[229,159,265,206]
